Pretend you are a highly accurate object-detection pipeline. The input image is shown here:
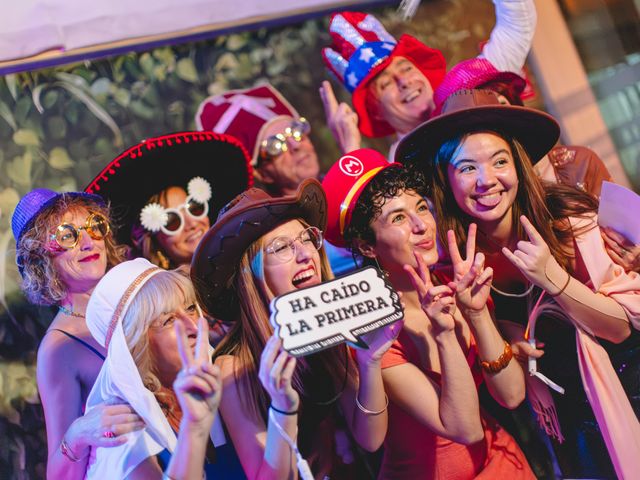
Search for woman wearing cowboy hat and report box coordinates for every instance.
[191,179,400,479]
[321,148,533,479]
[398,88,640,478]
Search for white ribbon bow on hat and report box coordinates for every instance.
[211,94,277,133]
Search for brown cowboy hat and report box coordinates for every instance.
[191,178,327,319]
[395,89,560,168]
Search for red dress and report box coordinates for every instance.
[379,329,535,479]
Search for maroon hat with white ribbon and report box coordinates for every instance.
[195,84,300,166]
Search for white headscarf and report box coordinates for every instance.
[83,258,223,478]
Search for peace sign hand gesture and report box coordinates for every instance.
[448,225,493,313]
[404,251,456,334]
[319,80,362,154]
[173,317,222,430]
[501,215,564,291]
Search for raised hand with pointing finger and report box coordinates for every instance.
[319,80,362,154]
[501,215,569,293]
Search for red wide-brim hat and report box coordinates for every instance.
[353,35,446,138]
[85,131,253,246]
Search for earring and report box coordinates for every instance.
[373,257,389,278]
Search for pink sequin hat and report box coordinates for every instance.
[433,57,526,115]
[322,11,446,138]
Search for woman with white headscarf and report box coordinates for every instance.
[83,258,228,479]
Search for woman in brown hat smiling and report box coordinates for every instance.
[397,89,640,478]
[191,179,400,479]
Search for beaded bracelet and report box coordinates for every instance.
[270,404,299,416]
[480,341,513,374]
[355,394,389,416]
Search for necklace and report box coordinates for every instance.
[477,228,535,298]
[58,305,86,318]
[490,283,535,298]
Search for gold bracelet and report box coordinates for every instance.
[355,394,389,415]
[60,436,82,462]
[480,341,513,374]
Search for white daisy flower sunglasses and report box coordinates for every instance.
[139,177,212,236]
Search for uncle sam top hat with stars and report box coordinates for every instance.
[322,11,446,138]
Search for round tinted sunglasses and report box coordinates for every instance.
[141,196,209,236]
[49,213,111,250]
[264,226,323,262]
[259,117,311,159]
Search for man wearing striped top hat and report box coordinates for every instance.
[320,1,536,158]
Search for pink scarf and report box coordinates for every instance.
[528,215,640,479]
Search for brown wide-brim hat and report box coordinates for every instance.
[395,89,560,170]
[191,178,327,319]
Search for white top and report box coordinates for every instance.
[481,0,537,73]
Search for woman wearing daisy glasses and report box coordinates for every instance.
[85,131,253,270]
[11,188,140,479]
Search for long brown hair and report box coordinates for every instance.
[213,220,353,423]
[428,130,598,272]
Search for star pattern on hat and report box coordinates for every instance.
[347,72,359,88]
[359,47,375,63]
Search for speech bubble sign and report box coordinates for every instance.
[270,266,403,356]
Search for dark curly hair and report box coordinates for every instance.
[344,164,430,252]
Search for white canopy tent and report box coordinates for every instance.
[0,0,385,72]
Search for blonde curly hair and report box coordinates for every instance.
[16,195,127,306]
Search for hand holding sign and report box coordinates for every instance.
[447,226,493,314]
[270,267,402,357]
[354,318,405,365]
[258,335,299,412]
[404,251,456,335]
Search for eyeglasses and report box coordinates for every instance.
[49,213,111,250]
[259,117,311,159]
[142,197,209,236]
[264,226,323,262]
